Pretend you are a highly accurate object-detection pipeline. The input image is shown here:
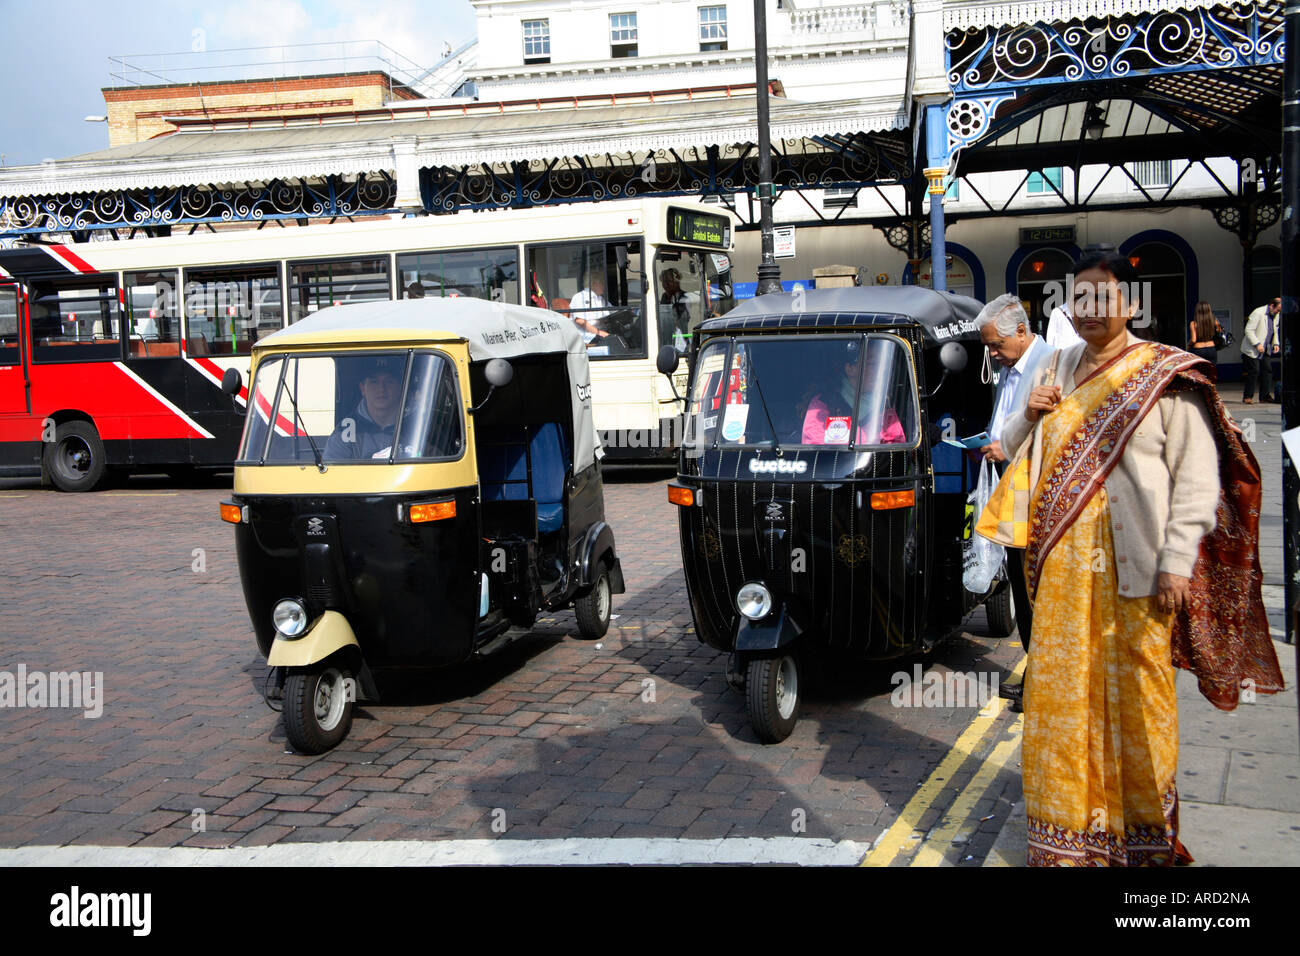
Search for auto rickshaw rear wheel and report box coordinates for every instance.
[746,653,800,744]
[283,665,354,754]
[986,582,1016,638]
[574,567,612,640]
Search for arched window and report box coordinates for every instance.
[1126,242,1186,346]
[1015,248,1073,337]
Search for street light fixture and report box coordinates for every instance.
[1083,103,1108,140]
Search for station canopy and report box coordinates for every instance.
[0,86,911,235]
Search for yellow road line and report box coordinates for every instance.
[861,655,1027,867]
[0,494,30,498]
[102,493,179,497]
[910,716,1023,866]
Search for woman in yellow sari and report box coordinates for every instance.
[997,253,1282,866]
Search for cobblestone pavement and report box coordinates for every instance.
[0,467,1024,860]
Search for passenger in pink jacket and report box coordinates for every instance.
[801,343,907,445]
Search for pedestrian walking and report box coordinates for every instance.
[1241,296,1281,403]
[996,252,1282,866]
[974,293,1055,710]
[1187,300,1220,373]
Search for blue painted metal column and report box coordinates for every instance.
[924,102,950,292]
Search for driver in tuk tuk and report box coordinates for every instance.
[801,340,907,445]
[325,356,403,460]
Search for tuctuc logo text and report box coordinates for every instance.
[748,459,808,475]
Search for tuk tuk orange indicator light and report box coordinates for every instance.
[409,500,457,523]
[870,490,915,510]
[667,484,695,507]
[220,502,245,524]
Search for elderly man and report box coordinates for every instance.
[1241,296,1281,404]
[977,294,1056,705]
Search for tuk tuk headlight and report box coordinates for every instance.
[273,599,309,638]
[736,583,773,621]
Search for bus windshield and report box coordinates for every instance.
[655,249,735,355]
[684,335,918,450]
[239,350,464,465]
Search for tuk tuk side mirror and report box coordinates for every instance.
[924,342,969,401]
[471,359,514,415]
[485,358,513,388]
[220,367,243,396]
[939,342,968,373]
[656,345,683,402]
[656,345,680,377]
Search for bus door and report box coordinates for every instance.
[0,285,26,415]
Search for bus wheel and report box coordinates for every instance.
[283,665,354,755]
[986,583,1016,638]
[746,653,800,744]
[574,568,611,640]
[44,421,108,493]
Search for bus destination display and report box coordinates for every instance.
[668,208,730,249]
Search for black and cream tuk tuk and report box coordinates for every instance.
[662,286,1006,742]
[220,298,624,753]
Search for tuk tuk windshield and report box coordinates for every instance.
[684,334,918,449]
[238,350,464,464]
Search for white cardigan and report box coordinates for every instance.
[1001,332,1220,598]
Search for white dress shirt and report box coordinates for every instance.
[1046,306,1084,349]
[569,288,609,343]
[989,343,1038,443]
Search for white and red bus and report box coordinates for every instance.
[0,197,736,490]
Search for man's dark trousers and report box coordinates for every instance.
[1242,352,1276,402]
[994,458,1033,651]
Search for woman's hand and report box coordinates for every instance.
[1023,384,1062,422]
[1157,572,1192,614]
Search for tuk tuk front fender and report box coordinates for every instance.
[578,521,625,593]
[267,611,361,668]
[734,606,803,653]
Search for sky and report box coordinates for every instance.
[0,0,478,167]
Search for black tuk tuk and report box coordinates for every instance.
[663,286,1007,742]
[220,298,624,753]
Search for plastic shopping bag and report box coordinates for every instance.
[963,459,1005,593]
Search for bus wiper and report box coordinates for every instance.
[282,380,326,473]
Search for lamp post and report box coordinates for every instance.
[1282,2,1299,677]
[753,0,782,296]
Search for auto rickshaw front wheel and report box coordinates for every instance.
[574,567,612,640]
[746,653,800,744]
[283,665,354,754]
[985,582,1016,638]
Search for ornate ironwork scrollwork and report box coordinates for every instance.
[948,1,1284,94]
[0,173,396,237]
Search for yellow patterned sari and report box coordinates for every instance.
[1022,345,1190,866]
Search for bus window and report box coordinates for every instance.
[527,240,644,359]
[289,256,392,323]
[29,279,122,364]
[396,247,518,303]
[124,270,180,358]
[184,264,283,357]
[0,286,18,366]
[654,249,734,355]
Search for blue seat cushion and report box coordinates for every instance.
[477,423,568,533]
[529,423,566,533]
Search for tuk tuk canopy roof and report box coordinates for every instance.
[256,298,601,471]
[707,286,986,345]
